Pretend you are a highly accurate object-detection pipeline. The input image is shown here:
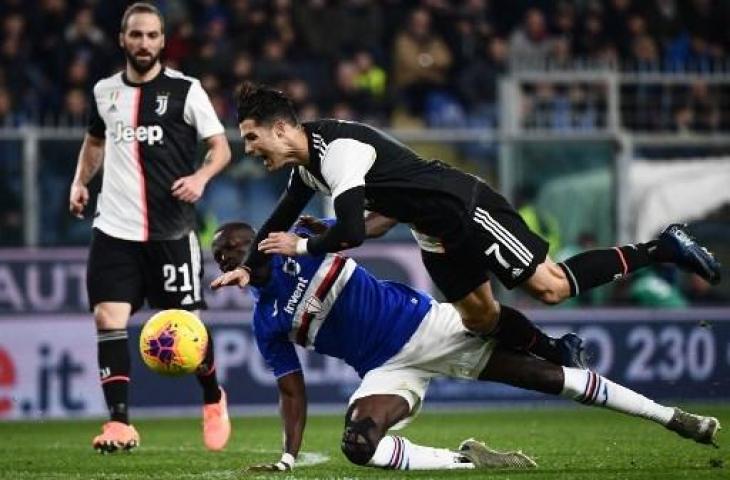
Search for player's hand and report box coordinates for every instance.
[296,215,329,234]
[246,453,294,472]
[69,182,89,219]
[258,232,303,256]
[210,266,250,290]
[171,173,207,203]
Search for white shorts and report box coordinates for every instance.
[348,301,495,430]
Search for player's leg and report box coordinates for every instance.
[86,229,143,453]
[145,231,230,450]
[423,248,585,368]
[523,224,721,303]
[345,308,536,471]
[342,394,475,470]
[479,346,720,445]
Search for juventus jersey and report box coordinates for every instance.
[251,224,430,378]
[88,67,224,241]
[291,120,484,241]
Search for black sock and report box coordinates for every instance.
[196,327,221,404]
[559,242,656,296]
[491,305,563,365]
[97,329,130,424]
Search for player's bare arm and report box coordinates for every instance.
[261,187,367,257]
[261,212,398,257]
[248,371,307,471]
[363,212,397,238]
[171,133,231,203]
[69,133,105,219]
[210,266,251,290]
[296,213,397,239]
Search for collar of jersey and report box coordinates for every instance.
[122,67,164,87]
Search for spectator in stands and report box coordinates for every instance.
[165,20,194,68]
[3,0,730,131]
[231,2,269,54]
[63,5,110,78]
[644,0,683,53]
[509,8,555,69]
[457,35,507,123]
[293,0,344,60]
[255,36,294,85]
[391,7,453,116]
[331,58,385,124]
[603,0,635,59]
[353,50,387,101]
[0,86,24,127]
[336,0,384,55]
[575,7,614,62]
[56,87,88,127]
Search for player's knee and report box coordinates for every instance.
[341,415,380,465]
[459,304,499,334]
[93,304,129,330]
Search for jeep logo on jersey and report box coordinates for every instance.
[155,93,169,116]
[113,122,163,145]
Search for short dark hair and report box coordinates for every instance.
[121,2,164,33]
[214,221,256,237]
[236,81,299,126]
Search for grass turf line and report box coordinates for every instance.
[1,405,727,479]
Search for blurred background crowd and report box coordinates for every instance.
[1,0,730,130]
[0,0,728,307]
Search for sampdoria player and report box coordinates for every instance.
[210,218,719,472]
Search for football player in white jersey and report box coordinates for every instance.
[68,2,231,453]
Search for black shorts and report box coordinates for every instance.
[421,184,548,302]
[87,228,206,313]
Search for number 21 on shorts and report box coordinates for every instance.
[162,263,193,292]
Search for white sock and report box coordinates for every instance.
[367,435,474,470]
[561,367,674,425]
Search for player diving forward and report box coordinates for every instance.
[233,83,722,376]
[211,219,720,472]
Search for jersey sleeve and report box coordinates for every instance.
[320,138,376,199]
[253,301,302,378]
[87,87,105,139]
[183,80,225,140]
[244,168,315,275]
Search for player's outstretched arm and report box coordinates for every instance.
[171,133,231,203]
[364,211,397,238]
[210,266,250,290]
[244,173,315,273]
[69,133,105,219]
[296,213,397,239]
[247,371,307,472]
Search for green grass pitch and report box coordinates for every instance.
[2,405,727,479]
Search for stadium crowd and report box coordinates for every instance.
[0,0,727,306]
[0,0,730,130]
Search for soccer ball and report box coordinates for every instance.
[139,309,208,376]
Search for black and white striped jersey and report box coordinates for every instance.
[292,119,484,239]
[87,67,224,241]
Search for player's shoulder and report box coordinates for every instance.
[305,118,376,141]
[162,67,199,86]
[92,71,124,94]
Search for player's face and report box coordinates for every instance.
[212,228,255,272]
[120,13,165,75]
[240,119,294,171]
